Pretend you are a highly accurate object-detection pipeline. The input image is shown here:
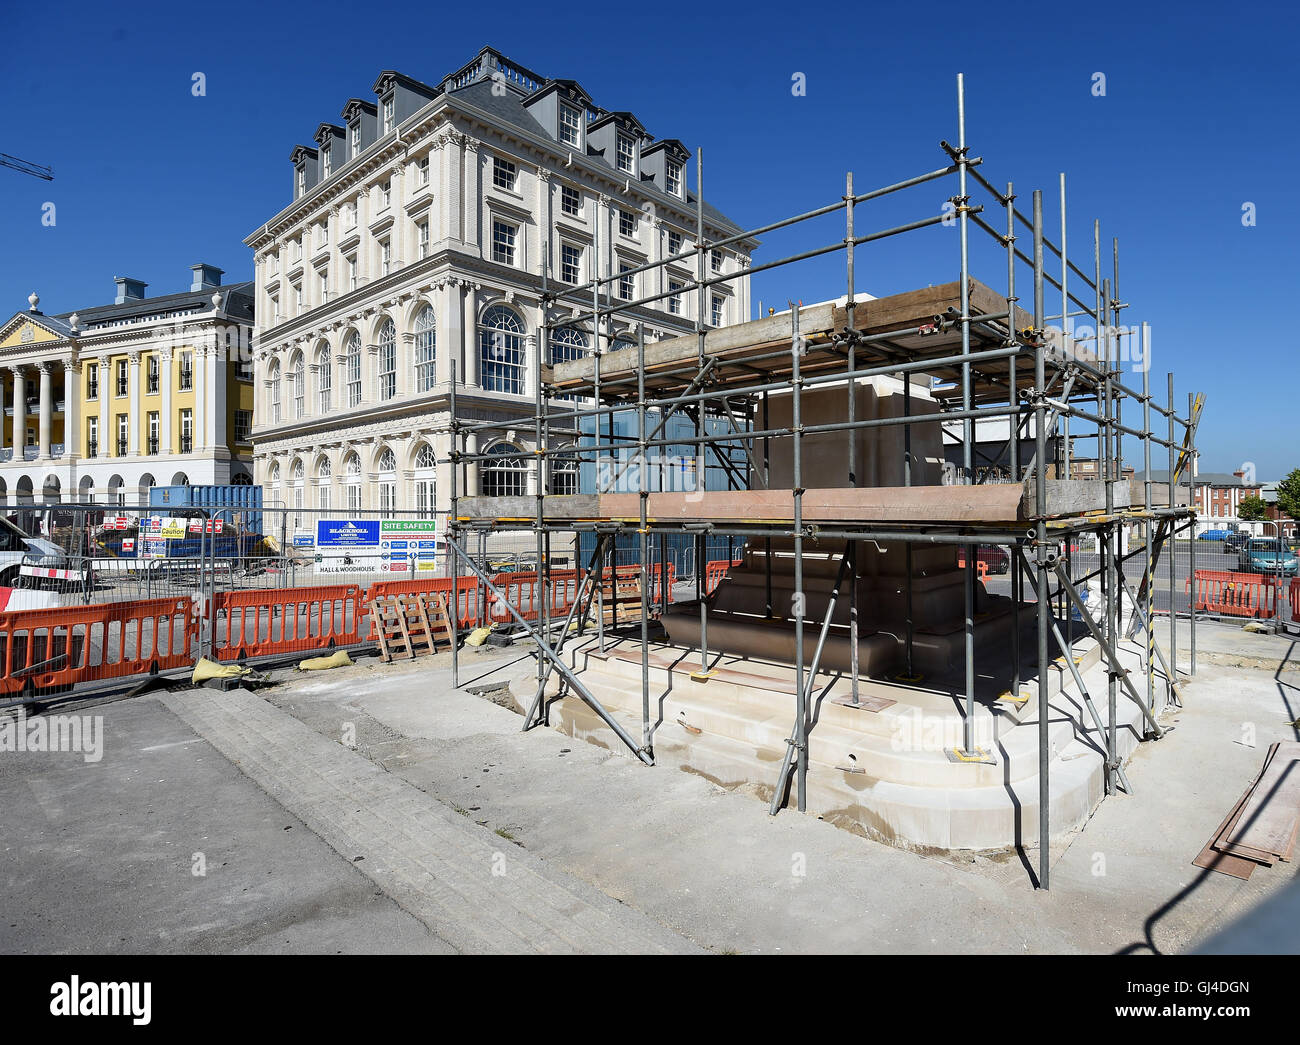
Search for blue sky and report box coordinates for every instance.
[1,0,1294,477]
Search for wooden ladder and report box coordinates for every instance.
[374,593,454,662]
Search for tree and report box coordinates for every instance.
[1237,495,1268,521]
[1276,468,1300,522]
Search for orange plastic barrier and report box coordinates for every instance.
[214,584,365,662]
[490,564,675,623]
[1291,577,1300,620]
[956,556,990,580]
[0,597,196,694]
[703,558,744,596]
[1186,569,1281,619]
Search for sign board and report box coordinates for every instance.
[158,519,186,540]
[293,534,315,548]
[315,519,381,574]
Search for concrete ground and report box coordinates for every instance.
[4,621,1297,954]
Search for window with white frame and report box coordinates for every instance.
[491,220,516,266]
[380,238,392,276]
[559,104,582,147]
[319,220,329,249]
[711,294,725,327]
[668,229,683,256]
[316,456,332,510]
[87,363,98,399]
[619,209,636,238]
[117,414,129,456]
[147,412,159,454]
[417,155,429,185]
[180,409,193,452]
[376,446,397,516]
[550,449,579,495]
[616,134,635,174]
[235,410,252,443]
[293,283,303,315]
[321,144,332,178]
[316,342,332,412]
[668,279,684,316]
[381,96,394,134]
[347,255,357,291]
[379,180,391,210]
[479,305,525,394]
[481,442,527,497]
[549,326,586,365]
[377,319,396,401]
[291,459,305,524]
[618,264,634,301]
[711,248,723,274]
[349,122,360,157]
[344,452,362,511]
[492,156,517,191]
[414,443,437,519]
[666,160,683,197]
[417,220,430,258]
[146,355,159,394]
[269,362,281,423]
[346,331,362,407]
[292,355,305,417]
[319,267,329,301]
[178,351,193,390]
[296,167,305,197]
[561,184,580,217]
[116,359,128,396]
[561,243,581,284]
[414,306,436,393]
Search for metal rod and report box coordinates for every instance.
[1032,186,1051,889]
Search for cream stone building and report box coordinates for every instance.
[0,267,255,506]
[246,46,753,534]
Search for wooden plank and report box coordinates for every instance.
[1194,777,1262,880]
[1224,742,1300,859]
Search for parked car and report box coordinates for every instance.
[977,544,1011,574]
[1237,538,1298,577]
[0,516,68,587]
[1197,529,1232,542]
[1223,532,1246,554]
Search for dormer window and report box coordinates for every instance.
[559,104,582,147]
[381,95,394,134]
[666,160,683,197]
[616,134,635,174]
[321,144,332,178]
[296,166,306,198]
[349,122,361,158]
[493,156,517,191]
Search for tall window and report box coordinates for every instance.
[117,415,129,456]
[380,238,392,276]
[619,209,636,238]
[376,447,397,517]
[561,184,580,217]
[349,122,360,157]
[321,143,331,178]
[180,409,193,452]
[711,294,724,327]
[377,319,396,401]
[316,457,332,511]
[559,104,581,147]
[291,459,305,526]
[561,243,581,284]
[668,230,683,256]
[550,450,579,495]
[414,306,436,392]
[235,411,252,443]
[379,180,391,210]
[616,134,635,173]
[381,96,394,134]
[344,453,362,511]
[346,332,362,407]
[711,248,723,274]
[417,220,429,258]
[491,220,516,266]
[147,412,159,454]
[179,351,193,390]
[86,363,99,400]
[87,417,98,457]
[316,342,332,412]
[618,265,634,301]
[482,442,526,497]
[292,354,306,417]
[414,443,437,519]
[666,160,683,197]
[668,279,684,316]
[417,155,429,185]
[479,305,525,394]
[116,360,128,397]
[269,362,281,423]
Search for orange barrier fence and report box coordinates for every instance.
[489,564,676,623]
[956,556,991,580]
[214,584,366,662]
[0,597,196,694]
[1186,569,1282,619]
[1291,577,1300,620]
[704,558,744,596]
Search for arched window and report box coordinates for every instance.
[291,352,306,418]
[268,360,282,423]
[479,305,525,394]
[549,326,587,365]
[231,472,253,486]
[414,443,437,519]
[343,452,362,511]
[346,331,362,407]
[316,456,332,511]
[377,318,396,401]
[414,306,436,393]
[316,341,332,413]
[481,442,526,498]
[376,446,397,516]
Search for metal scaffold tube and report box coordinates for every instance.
[1032,188,1051,890]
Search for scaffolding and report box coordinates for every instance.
[443,75,1204,889]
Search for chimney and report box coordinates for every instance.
[114,277,148,304]
[190,263,224,292]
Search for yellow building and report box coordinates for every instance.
[0,266,255,505]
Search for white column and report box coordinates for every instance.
[63,361,80,460]
[127,352,141,455]
[13,367,27,458]
[98,357,110,459]
[463,283,479,388]
[442,135,463,244]
[534,168,551,275]
[334,352,348,410]
[465,430,479,497]
[398,331,414,398]
[462,137,481,250]
[523,332,537,402]
[38,362,52,460]
[194,348,207,454]
[208,340,226,450]
[440,279,460,387]
[159,351,173,454]
[0,369,8,459]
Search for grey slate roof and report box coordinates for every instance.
[53,280,255,326]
